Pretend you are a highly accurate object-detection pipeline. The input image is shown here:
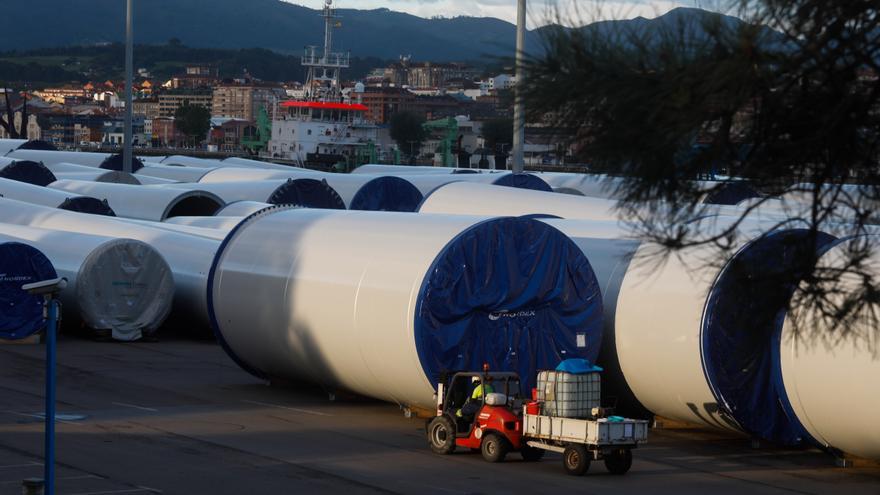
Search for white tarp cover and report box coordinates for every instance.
[78,239,175,340]
[0,226,174,340]
[76,239,174,340]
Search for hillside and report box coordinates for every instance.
[0,0,535,61]
[0,6,785,85]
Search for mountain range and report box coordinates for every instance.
[0,1,771,61]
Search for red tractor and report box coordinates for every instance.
[426,370,543,463]
[426,367,647,475]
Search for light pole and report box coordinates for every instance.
[511,0,527,174]
[123,0,134,174]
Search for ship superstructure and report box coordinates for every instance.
[266,0,378,167]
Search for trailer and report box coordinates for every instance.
[426,364,648,476]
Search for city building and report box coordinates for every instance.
[158,90,213,118]
[32,86,89,105]
[489,74,517,91]
[103,117,147,146]
[0,111,43,141]
[212,84,284,121]
[171,65,220,89]
[209,118,258,152]
[39,112,109,148]
[359,86,416,124]
[151,117,185,148]
[133,98,161,120]
[378,59,478,90]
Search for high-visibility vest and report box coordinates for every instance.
[471,383,495,400]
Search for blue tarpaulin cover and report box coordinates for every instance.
[702,229,837,446]
[415,217,604,395]
[350,176,424,212]
[268,178,345,210]
[0,160,57,187]
[702,181,761,206]
[0,242,57,340]
[556,358,603,374]
[58,197,117,217]
[100,154,144,173]
[17,140,56,151]
[492,173,554,192]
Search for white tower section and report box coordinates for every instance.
[303,0,350,102]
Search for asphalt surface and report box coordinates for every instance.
[0,337,878,495]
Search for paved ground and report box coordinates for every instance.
[0,337,877,495]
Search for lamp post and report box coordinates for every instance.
[511,0,527,174]
[123,0,134,174]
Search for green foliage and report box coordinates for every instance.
[174,102,211,144]
[389,111,429,158]
[523,4,880,335]
[0,43,394,85]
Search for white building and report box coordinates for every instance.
[490,74,517,91]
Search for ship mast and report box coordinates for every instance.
[303,0,350,102]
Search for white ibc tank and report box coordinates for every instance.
[48,179,225,221]
[0,224,174,341]
[210,209,605,409]
[781,237,880,460]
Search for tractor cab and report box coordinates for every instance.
[428,369,540,462]
[441,371,522,433]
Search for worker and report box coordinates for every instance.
[457,376,494,421]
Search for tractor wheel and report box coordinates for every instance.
[427,416,456,455]
[604,448,633,475]
[481,433,509,463]
[520,445,545,462]
[562,445,591,476]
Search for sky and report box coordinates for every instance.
[285,0,721,27]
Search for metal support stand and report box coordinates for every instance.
[43,297,59,495]
[21,278,67,495]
